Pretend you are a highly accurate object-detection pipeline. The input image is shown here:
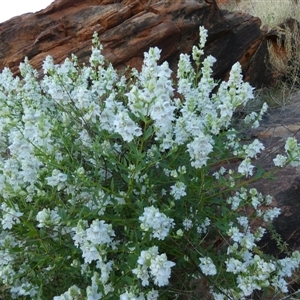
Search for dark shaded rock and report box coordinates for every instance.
[273,177,300,251]
[243,30,275,88]
[255,176,300,259]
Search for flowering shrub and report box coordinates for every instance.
[0,27,300,299]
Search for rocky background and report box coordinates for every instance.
[0,0,287,87]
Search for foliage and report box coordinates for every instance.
[0,27,300,300]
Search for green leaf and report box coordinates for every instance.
[110,177,115,191]
[23,221,39,238]
[121,173,129,184]
[143,125,154,141]
[254,165,265,179]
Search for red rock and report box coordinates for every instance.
[0,0,265,87]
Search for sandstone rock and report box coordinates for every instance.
[0,0,265,87]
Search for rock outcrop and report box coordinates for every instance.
[0,0,270,86]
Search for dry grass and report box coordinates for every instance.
[259,19,300,107]
[268,21,300,85]
[219,0,300,28]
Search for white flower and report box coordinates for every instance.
[150,253,175,287]
[89,47,104,67]
[199,257,217,276]
[227,226,243,243]
[213,166,226,179]
[262,207,281,222]
[248,188,265,209]
[146,289,159,300]
[46,169,68,191]
[81,243,101,264]
[134,247,175,287]
[264,194,273,205]
[176,229,184,237]
[10,281,38,298]
[113,111,142,142]
[42,55,55,74]
[278,253,300,277]
[132,264,150,286]
[238,158,254,177]
[237,216,248,229]
[178,166,187,175]
[177,53,194,80]
[199,26,208,49]
[149,96,175,135]
[272,277,288,293]
[36,208,61,228]
[243,139,265,158]
[86,219,115,245]
[212,292,225,300]
[72,220,88,247]
[197,217,211,234]
[227,195,241,210]
[182,218,193,230]
[120,291,144,300]
[137,246,159,266]
[170,181,187,200]
[192,45,204,63]
[285,137,300,166]
[244,111,258,125]
[242,250,253,263]
[96,260,113,284]
[226,258,243,274]
[240,232,256,250]
[139,206,174,240]
[254,227,266,241]
[170,170,178,178]
[53,285,81,300]
[187,134,214,169]
[236,275,258,296]
[273,154,288,167]
[285,136,298,152]
[1,203,23,230]
[86,272,103,300]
